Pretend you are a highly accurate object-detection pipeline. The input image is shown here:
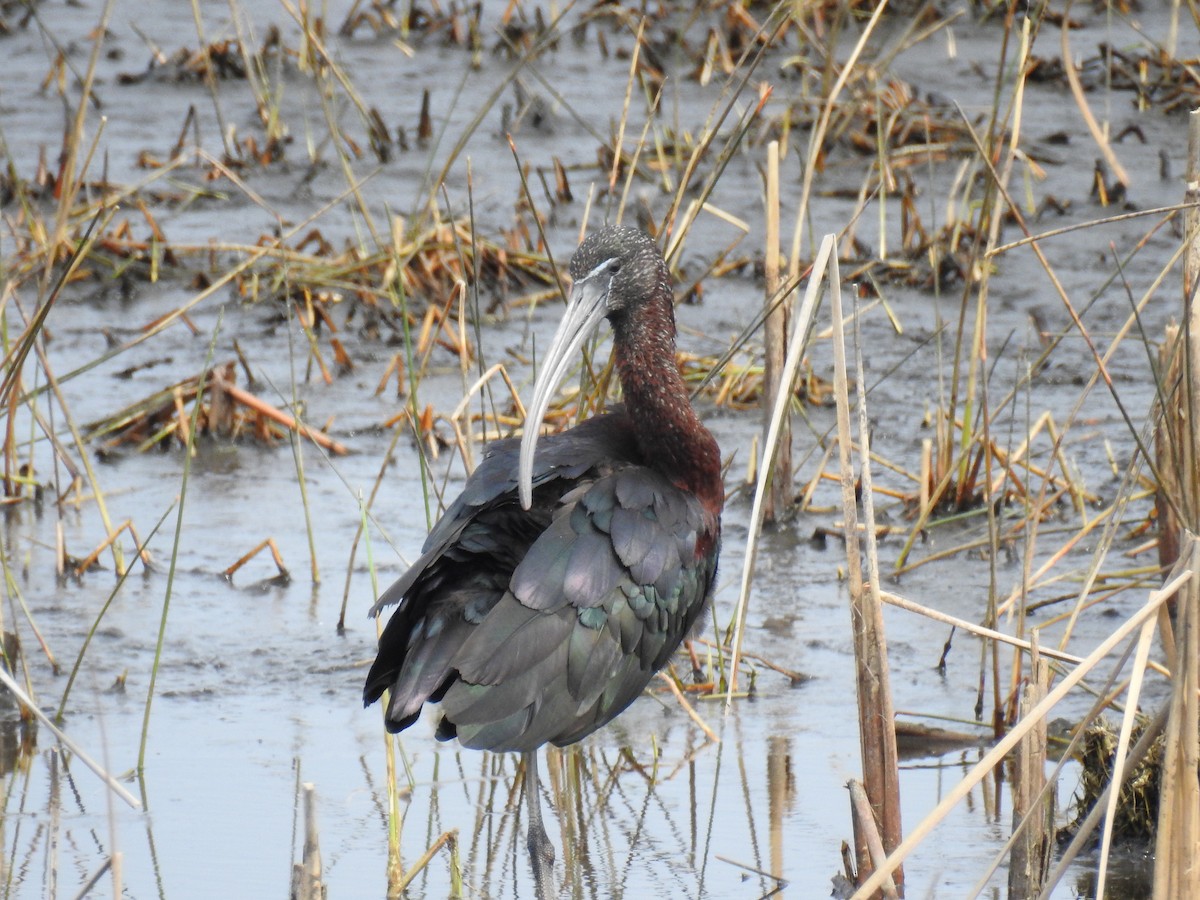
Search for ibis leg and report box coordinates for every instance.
[523,750,555,897]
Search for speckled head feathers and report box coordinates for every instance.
[569,226,669,320]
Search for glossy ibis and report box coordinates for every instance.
[364,225,723,887]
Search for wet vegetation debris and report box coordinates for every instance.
[235,218,556,321]
[86,362,347,456]
[116,28,292,85]
[1060,718,1164,845]
[1031,45,1200,114]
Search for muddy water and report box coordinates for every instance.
[0,1,1192,897]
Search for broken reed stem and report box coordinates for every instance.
[223,537,290,581]
[71,520,153,577]
[187,0,232,158]
[34,339,125,575]
[762,139,790,523]
[656,672,717,743]
[391,829,460,895]
[831,251,902,889]
[43,0,114,282]
[847,780,899,900]
[1008,649,1051,898]
[1158,322,1186,577]
[290,782,326,900]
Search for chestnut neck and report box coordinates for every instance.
[611,292,723,515]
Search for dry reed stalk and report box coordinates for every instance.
[1096,608,1158,895]
[1059,0,1129,193]
[556,749,596,876]
[880,590,1086,668]
[919,438,931,522]
[995,503,1117,617]
[726,236,830,697]
[831,249,902,889]
[990,202,1200,258]
[1160,108,1200,582]
[1151,109,1200,900]
[1157,321,1185,577]
[0,664,139,808]
[606,16,643,201]
[47,748,59,898]
[448,362,522,472]
[209,374,348,455]
[616,87,664,225]
[382,684,404,891]
[884,22,1033,545]
[1,209,106,518]
[1008,651,1052,898]
[973,624,1151,896]
[1153,539,1200,899]
[33,336,126,575]
[41,0,113,283]
[762,140,790,523]
[787,0,890,271]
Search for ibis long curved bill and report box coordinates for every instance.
[518,266,614,509]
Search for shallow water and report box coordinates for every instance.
[0,1,1193,896]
